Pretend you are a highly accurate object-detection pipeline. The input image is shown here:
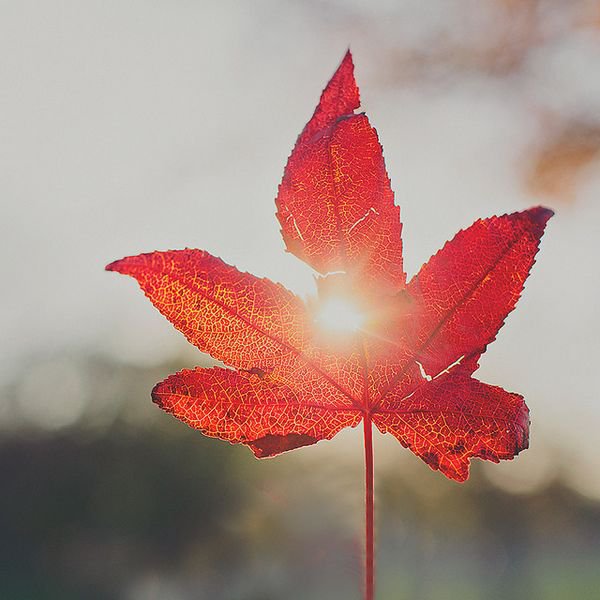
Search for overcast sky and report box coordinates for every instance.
[1,0,599,495]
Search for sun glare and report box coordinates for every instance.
[315,297,366,334]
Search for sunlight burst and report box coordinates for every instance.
[315,297,366,334]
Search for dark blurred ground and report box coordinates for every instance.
[2,352,599,600]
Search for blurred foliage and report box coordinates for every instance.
[526,121,600,202]
[315,0,600,207]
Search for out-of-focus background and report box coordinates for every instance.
[1,1,599,598]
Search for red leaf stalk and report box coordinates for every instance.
[363,413,374,600]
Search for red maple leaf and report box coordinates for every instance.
[107,51,551,597]
[107,50,551,481]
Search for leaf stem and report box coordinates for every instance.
[363,413,374,600]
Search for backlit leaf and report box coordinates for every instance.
[108,52,552,481]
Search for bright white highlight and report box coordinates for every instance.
[315,297,366,334]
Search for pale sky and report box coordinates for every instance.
[1,1,599,495]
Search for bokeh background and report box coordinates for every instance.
[2,1,599,598]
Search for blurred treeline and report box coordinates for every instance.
[1,352,599,600]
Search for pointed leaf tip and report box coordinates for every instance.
[105,254,148,276]
[530,205,554,220]
[508,206,554,240]
[105,258,125,273]
[331,48,358,107]
[300,50,360,141]
[526,205,554,229]
[341,48,354,70]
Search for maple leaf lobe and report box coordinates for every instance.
[106,249,312,372]
[276,50,405,294]
[373,372,531,482]
[151,367,361,458]
[403,207,554,381]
